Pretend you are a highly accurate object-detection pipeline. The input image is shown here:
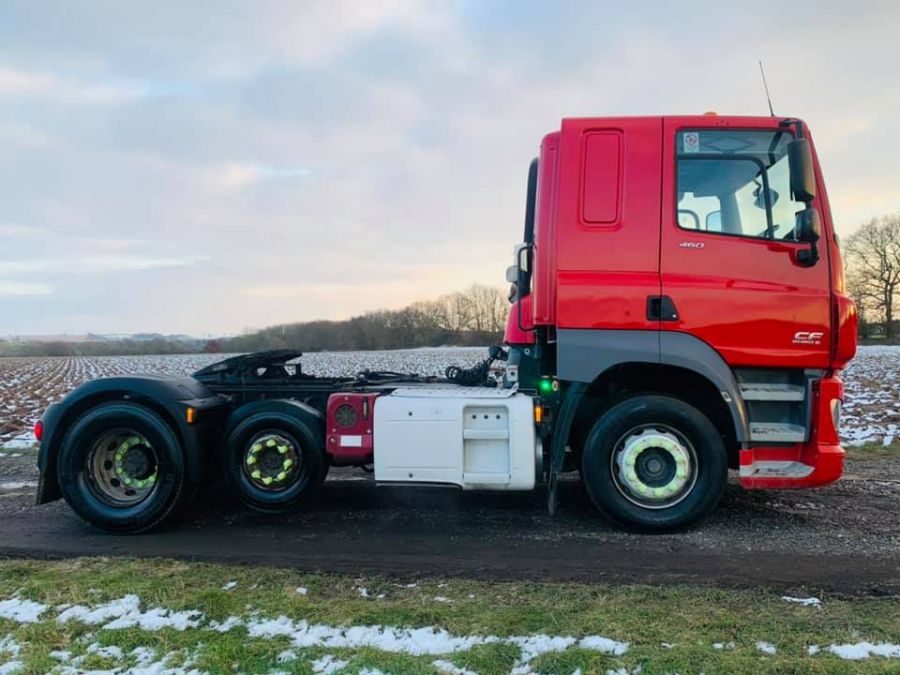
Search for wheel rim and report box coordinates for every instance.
[610,424,698,509]
[242,431,302,491]
[86,429,159,507]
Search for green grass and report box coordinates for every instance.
[0,558,898,674]
[846,442,900,460]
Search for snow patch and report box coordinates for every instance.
[827,641,900,660]
[56,594,203,631]
[781,595,821,607]
[222,581,238,591]
[312,655,350,674]
[0,636,19,658]
[0,598,46,623]
[756,641,777,655]
[433,658,477,675]
[296,587,308,595]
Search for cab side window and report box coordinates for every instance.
[676,130,806,240]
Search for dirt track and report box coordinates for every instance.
[1,452,898,596]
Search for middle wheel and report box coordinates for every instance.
[223,412,327,512]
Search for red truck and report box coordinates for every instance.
[34,114,857,533]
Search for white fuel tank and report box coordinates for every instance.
[373,386,539,490]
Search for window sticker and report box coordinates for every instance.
[682,132,700,153]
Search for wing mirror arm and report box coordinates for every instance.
[513,243,534,333]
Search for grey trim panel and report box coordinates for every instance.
[557,329,749,443]
[558,329,660,383]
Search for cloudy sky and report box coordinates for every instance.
[1,1,898,336]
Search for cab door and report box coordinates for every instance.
[659,117,831,368]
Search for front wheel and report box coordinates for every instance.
[581,395,727,531]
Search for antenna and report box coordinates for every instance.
[758,60,775,117]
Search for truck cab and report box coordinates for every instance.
[506,115,857,524]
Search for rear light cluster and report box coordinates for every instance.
[325,393,379,463]
[34,419,43,442]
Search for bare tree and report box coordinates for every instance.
[846,214,900,338]
[465,283,507,333]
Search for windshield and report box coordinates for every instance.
[676,130,806,240]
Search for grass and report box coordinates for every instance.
[0,558,898,674]
[846,442,900,460]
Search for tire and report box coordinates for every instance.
[581,395,727,532]
[222,412,326,513]
[56,402,188,534]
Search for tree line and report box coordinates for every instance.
[0,284,508,357]
[220,283,508,353]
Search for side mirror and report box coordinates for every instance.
[796,208,821,242]
[517,244,530,273]
[505,265,518,283]
[787,139,816,202]
[795,208,821,267]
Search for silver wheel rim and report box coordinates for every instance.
[610,424,698,509]
[86,429,159,507]
[242,432,302,491]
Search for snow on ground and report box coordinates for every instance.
[0,345,897,449]
[0,598,47,623]
[0,593,897,671]
[841,345,900,446]
[781,595,822,607]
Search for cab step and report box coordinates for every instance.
[739,383,805,402]
[749,422,806,443]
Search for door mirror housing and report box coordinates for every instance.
[796,208,822,242]
[787,139,816,202]
[795,207,821,267]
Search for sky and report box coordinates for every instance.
[1,0,898,337]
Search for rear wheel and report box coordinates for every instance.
[223,413,326,512]
[581,395,727,531]
[57,402,188,533]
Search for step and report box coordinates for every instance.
[739,460,814,479]
[749,422,806,443]
[740,383,805,402]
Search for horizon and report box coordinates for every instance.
[2,1,899,335]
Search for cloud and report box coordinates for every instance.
[0,1,898,334]
[0,254,209,276]
[0,224,49,237]
[0,281,53,296]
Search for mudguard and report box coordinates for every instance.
[36,375,229,504]
[219,398,325,455]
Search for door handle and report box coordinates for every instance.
[647,296,679,322]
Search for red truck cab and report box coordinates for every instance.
[507,115,857,499]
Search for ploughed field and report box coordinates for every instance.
[0,348,489,448]
[0,346,897,449]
